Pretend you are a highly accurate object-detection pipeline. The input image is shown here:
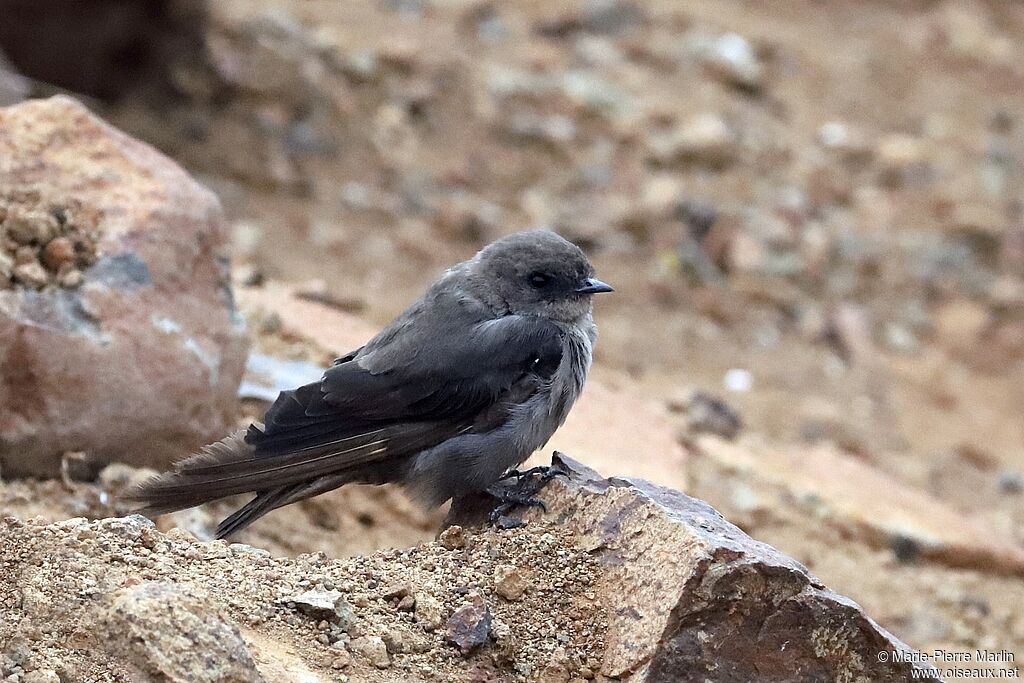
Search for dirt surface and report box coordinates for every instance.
[2,0,1024,678]
[0,515,604,682]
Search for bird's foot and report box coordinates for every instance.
[487,464,565,528]
[503,465,569,484]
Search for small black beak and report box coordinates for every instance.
[576,277,614,294]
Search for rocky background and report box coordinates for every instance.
[1,0,1024,681]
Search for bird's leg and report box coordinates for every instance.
[487,464,565,528]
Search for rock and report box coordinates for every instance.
[698,32,765,92]
[40,236,75,271]
[674,390,743,439]
[414,594,445,632]
[101,581,263,682]
[11,261,47,289]
[382,625,429,654]
[493,564,531,601]
[648,113,738,170]
[876,133,931,187]
[381,583,412,600]
[816,120,871,160]
[283,589,354,626]
[439,525,468,550]
[350,635,390,669]
[448,454,942,681]
[0,96,248,477]
[445,593,492,655]
[97,462,158,492]
[936,0,1013,66]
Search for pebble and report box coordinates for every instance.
[41,237,75,271]
[414,594,444,631]
[5,211,58,245]
[350,635,390,669]
[493,564,531,601]
[439,525,468,550]
[0,250,12,280]
[57,267,83,288]
[13,261,48,289]
[679,391,743,439]
[648,113,738,169]
[699,32,764,91]
[281,589,355,627]
[382,583,412,600]
[445,593,492,654]
[876,134,930,187]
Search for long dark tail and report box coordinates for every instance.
[125,383,461,538]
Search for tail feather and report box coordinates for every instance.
[214,484,301,539]
[124,428,391,514]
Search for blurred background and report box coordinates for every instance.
[2,0,1024,674]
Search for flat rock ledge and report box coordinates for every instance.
[0,455,939,683]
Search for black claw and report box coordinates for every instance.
[504,465,568,484]
[487,465,565,527]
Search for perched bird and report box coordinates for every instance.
[128,230,613,537]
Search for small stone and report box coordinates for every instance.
[699,32,764,91]
[0,250,13,280]
[281,589,354,626]
[98,463,157,491]
[648,113,738,169]
[445,593,492,654]
[350,636,390,669]
[13,261,49,289]
[382,626,428,654]
[493,564,531,601]
[439,525,467,550]
[382,584,411,600]
[5,210,58,245]
[41,236,75,271]
[397,595,416,612]
[414,594,444,631]
[13,246,35,265]
[876,134,930,187]
[330,652,352,669]
[56,266,83,288]
[681,391,743,439]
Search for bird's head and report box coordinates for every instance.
[466,230,613,322]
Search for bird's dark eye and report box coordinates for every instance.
[528,272,552,289]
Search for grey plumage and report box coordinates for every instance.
[127,230,612,537]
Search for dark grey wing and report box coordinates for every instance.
[319,314,564,423]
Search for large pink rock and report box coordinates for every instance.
[0,96,248,477]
